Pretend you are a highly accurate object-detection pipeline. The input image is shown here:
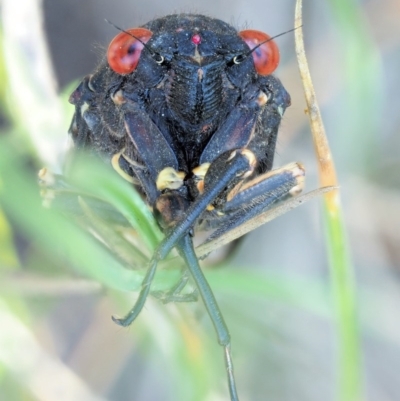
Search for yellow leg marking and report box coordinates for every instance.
[156,167,185,191]
[192,163,210,195]
[111,152,139,184]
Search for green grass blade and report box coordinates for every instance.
[67,156,162,251]
[295,2,363,400]
[324,205,362,401]
[0,207,19,269]
[0,139,177,293]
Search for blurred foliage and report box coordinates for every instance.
[0,0,398,401]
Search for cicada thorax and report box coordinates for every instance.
[165,57,226,126]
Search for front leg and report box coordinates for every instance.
[113,148,256,327]
[122,103,183,205]
[200,74,290,172]
[203,162,305,243]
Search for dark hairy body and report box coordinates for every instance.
[68,14,304,401]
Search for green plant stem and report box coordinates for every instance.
[294,1,363,399]
[324,204,363,401]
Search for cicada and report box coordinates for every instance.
[68,14,304,401]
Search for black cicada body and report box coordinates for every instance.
[68,14,304,401]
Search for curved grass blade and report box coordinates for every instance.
[0,140,178,293]
[294,2,363,400]
[66,156,162,252]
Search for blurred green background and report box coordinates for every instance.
[0,0,399,401]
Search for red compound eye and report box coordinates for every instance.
[238,30,280,75]
[107,28,153,75]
